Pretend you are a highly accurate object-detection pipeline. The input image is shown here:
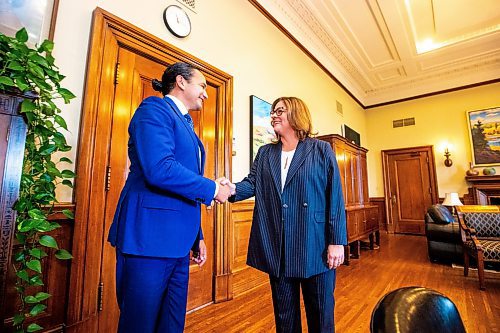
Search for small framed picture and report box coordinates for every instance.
[0,0,59,47]
[250,95,274,167]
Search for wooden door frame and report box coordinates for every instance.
[381,145,439,233]
[66,8,233,332]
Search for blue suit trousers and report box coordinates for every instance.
[116,251,190,333]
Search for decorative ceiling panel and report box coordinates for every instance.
[253,0,500,107]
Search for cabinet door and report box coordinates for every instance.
[365,207,379,232]
[346,210,358,241]
[333,141,347,204]
[360,153,369,205]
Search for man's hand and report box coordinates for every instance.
[219,178,236,196]
[191,239,207,267]
[214,177,232,203]
[327,244,344,269]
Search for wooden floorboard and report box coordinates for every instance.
[185,234,500,332]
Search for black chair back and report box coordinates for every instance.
[370,287,466,333]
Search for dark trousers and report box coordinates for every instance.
[269,270,336,333]
[115,251,190,333]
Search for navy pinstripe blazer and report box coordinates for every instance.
[232,137,347,278]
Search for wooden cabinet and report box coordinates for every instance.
[318,134,380,264]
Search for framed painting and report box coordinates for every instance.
[250,95,274,167]
[0,0,59,47]
[467,106,500,166]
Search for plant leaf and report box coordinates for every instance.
[30,54,50,68]
[39,144,57,156]
[29,248,48,259]
[39,235,58,249]
[58,88,76,103]
[13,314,25,326]
[54,115,68,130]
[25,296,39,304]
[39,39,54,53]
[0,76,15,86]
[35,292,51,302]
[55,249,73,260]
[62,179,74,188]
[27,323,44,332]
[59,157,72,163]
[14,251,25,262]
[27,259,42,273]
[29,304,47,316]
[28,209,45,219]
[15,233,27,244]
[7,61,25,71]
[29,275,44,286]
[16,269,29,282]
[62,209,74,219]
[15,28,29,43]
[21,100,37,113]
[61,169,75,178]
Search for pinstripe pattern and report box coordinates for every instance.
[233,137,347,278]
[270,270,335,333]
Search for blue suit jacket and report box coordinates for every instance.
[108,96,215,258]
[232,138,347,278]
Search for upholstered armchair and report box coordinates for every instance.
[457,205,500,290]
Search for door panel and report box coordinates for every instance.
[383,148,437,235]
[98,48,215,332]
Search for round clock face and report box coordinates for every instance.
[163,5,191,38]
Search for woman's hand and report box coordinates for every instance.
[327,245,344,269]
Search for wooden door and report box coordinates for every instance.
[382,146,438,234]
[68,10,233,333]
[97,48,216,332]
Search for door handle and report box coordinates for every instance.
[391,195,397,205]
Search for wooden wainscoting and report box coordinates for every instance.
[231,200,267,296]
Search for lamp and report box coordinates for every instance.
[442,192,463,215]
[444,148,452,167]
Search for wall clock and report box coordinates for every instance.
[163,5,191,38]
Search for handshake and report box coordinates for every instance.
[214,177,236,203]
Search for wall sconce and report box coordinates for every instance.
[444,148,452,167]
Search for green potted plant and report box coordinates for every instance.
[0,28,75,332]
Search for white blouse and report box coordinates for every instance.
[281,149,296,191]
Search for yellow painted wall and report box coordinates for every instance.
[49,0,365,201]
[366,82,500,198]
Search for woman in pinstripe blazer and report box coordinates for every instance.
[228,97,347,333]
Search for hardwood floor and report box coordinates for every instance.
[185,234,500,332]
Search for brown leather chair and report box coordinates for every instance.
[457,205,500,290]
[370,287,465,333]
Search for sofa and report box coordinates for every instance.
[425,204,463,263]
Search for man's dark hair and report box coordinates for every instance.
[152,62,196,95]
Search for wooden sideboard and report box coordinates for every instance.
[317,134,380,264]
[463,175,500,205]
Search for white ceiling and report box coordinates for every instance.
[253,0,500,107]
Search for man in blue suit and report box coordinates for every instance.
[108,62,232,333]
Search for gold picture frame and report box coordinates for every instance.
[466,106,500,166]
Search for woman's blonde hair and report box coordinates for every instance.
[271,96,316,142]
